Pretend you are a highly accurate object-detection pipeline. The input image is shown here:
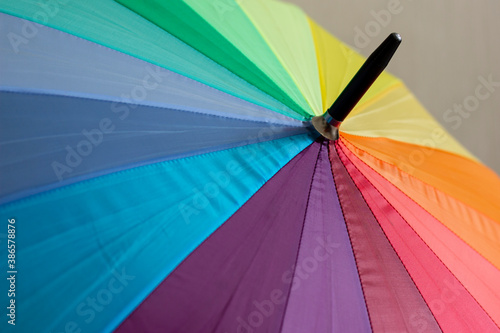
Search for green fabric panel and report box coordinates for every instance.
[0,0,304,120]
[239,0,323,115]
[115,0,313,117]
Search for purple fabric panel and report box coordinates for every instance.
[115,142,321,333]
[281,141,371,333]
[330,142,440,333]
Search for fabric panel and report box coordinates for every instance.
[308,19,400,113]
[281,140,371,333]
[115,0,312,117]
[0,91,308,203]
[342,133,499,221]
[239,0,322,115]
[0,12,301,122]
[341,87,475,160]
[338,142,499,332]
[339,141,500,328]
[116,141,321,333]
[330,143,439,333]
[0,135,312,333]
[341,136,500,270]
[0,0,300,119]
[308,17,474,160]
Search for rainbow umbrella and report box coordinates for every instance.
[1,0,500,332]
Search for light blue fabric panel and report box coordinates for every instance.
[0,91,308,203]
[0,135,313,333]
[0,13,300,123]
[0,2,303,120]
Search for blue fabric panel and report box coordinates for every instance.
[0,135,313,333]
[0,91,309,203]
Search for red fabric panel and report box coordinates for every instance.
[338,140,500,331]
[337,142,500,332]
[329,142,441,333]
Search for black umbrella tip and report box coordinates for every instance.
[391,32,402,42]
[310,32,402,141]
[368,32,402,68]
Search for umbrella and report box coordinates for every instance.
[1,0,499,332]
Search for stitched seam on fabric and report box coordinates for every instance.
[336,142,444,332]
[339,142,500,331]
[208,143,317,333]
[134,0,310,117]
[329,142,374,333]
[339,138,500,285]
[340,136,500,236]
[348,82,403,115]
[0,133,312,209]
[0,10,304,120]
[340,133,479,164]
[113,142,315,332]
[277,140,323,333]
[0,89,303,127]
[236,2,315,114]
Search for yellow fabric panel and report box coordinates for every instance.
[309,19,475,160]
[341,136,500,270]
[239,0,322,115]
[341,85,476,160]
[308,18,400,113]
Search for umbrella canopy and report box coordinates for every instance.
[1,0,499,332]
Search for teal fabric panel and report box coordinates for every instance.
[0,135,313,333]
[0,0,303,120]
[0,12,302,124]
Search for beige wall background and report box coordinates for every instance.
[284,0,500,174]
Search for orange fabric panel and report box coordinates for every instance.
[340,143,500,326]
[340,135,500,272]
[337,141,500,328]
[342,133,500,222]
